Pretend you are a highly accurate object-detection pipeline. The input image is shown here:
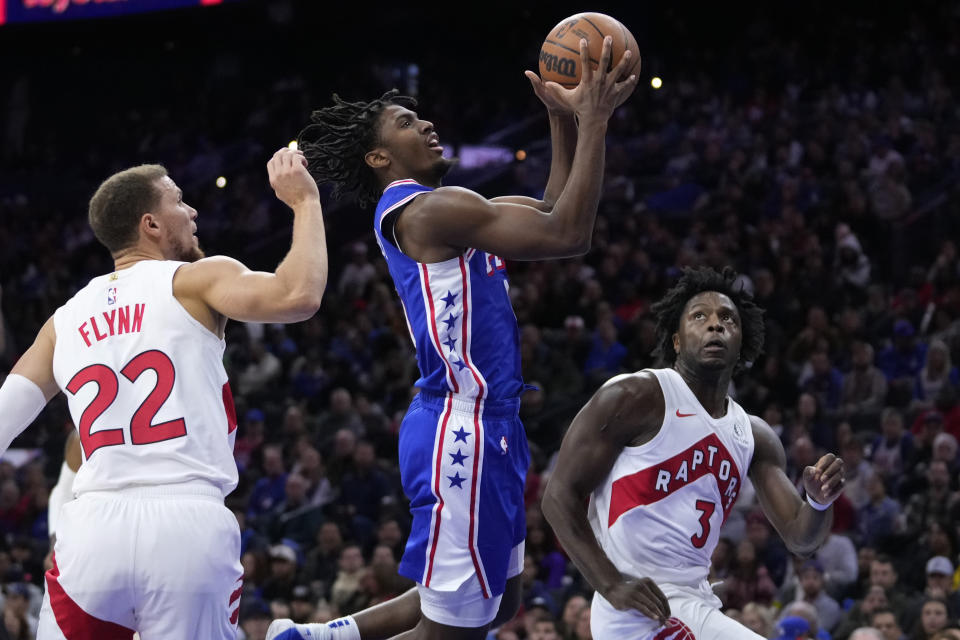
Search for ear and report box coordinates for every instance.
[673,332,680,354]
[365,147,390,170]
[140,212,162,241]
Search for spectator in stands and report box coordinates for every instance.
[858,468,903,547]
[841,341,889,430]
[913,340,959,411]
[879,320,928,407]
[914,597,951,640]
[871,407,915,492]
[871,608,907,640]
[722,539,777,611]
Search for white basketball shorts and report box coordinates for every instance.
[37,482,243,640]
[591,580,766,640]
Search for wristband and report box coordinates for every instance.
[806,493,834,511]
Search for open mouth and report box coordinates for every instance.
[704,339,726,350]
[427,134,444,153]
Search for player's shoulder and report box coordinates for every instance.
[173,256,245,283]
[406,185,486,216]
[748,414,787,467]
[593,370,665,415]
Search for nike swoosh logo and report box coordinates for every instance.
[676,410,696,418]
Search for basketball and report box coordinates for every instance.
[538,12,640,88]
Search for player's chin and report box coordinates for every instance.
[697,355,732,371]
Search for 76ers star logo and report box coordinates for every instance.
[653,617,696,639]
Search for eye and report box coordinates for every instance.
[400,119,411,128]
[693,311,705,320]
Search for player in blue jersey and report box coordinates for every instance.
[268,37,637,640]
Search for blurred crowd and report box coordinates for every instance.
[4,2,960,640]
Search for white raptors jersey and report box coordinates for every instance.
[588,368,754,586]
[51,260,239,497]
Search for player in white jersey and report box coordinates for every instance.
[542,266,846,640]
[0,147,328,640]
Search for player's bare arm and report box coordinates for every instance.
[396,37,638,263]
[748,415,845,556]
[0,317,57,456]
[490,72,578,212]
[173,148,328,329]
[542,371,671,624]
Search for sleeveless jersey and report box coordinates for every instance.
[51,260,239,497]
[373,179,523,402]
[588,368,755,586]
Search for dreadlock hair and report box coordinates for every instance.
[297,89,417,209]
[650,266,765,371]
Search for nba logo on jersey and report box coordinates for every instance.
[732,421,749,447]
[500,436,508,455]
[107,287,118,305]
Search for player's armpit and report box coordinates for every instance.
[174,256,323,325]
[407,187,590,261]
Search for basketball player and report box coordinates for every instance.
[0,146,328,640]
[541,266,846,639]
[268,37,638,640]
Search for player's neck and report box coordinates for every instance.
[673,360,731,418]
[112,246,165,271]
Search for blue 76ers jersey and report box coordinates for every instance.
[373,180,524,402]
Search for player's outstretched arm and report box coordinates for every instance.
[405,37,637,261]
[542,372,671,625]
[748,416,845,557]
[0,318,59,455]
[490,73,578,212]
[174,148,328,324]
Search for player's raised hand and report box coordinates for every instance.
[267,147,320,210]
[540,36,638,120]
[802,453,845,506]
[603,576,671,625]
[524,70,573,115]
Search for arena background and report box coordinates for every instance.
[2,1,960,639]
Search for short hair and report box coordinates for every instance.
[869,608,898,624]
[872,554,896,569]
[651,266,765,369]
[88,164,167,254]
[298,90,417,209]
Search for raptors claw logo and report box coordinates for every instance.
[653,617,696,639]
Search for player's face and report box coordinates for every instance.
[674,291,742,371]
[152,176,204,262]
[374,105,455,184]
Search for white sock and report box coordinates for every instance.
[325,616,361,640]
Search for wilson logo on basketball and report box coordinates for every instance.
[538,51,576,78]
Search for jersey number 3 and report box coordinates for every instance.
[66,350,187,459]
[691,499,716,549]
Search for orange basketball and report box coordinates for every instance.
[538,12,641,88]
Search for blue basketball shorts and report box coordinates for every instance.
[397,391,529,599]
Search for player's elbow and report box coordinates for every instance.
[540,481,566,529]
[285,291,324,321]
[784,536,821,558]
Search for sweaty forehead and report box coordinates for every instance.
[684,291,738,314]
